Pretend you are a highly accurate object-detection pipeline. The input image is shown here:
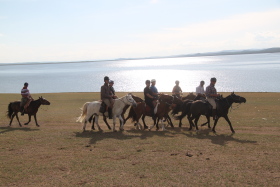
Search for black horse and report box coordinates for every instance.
[177,92,246,133]
[7,96,50,127]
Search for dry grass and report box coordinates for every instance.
[0,92,280,187]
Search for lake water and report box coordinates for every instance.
[0,53,280,93]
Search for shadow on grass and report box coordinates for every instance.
[74,126,177,145]
[0,126,40,134]
[183,128,257,146]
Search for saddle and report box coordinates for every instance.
[99,102,107,113]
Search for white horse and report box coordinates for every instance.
[77,94,137,132]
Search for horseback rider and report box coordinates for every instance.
[144,80,155,119]
[205,77,220,120]
[196,80,206,101]
[109,80,118,99]
[20,82,33,116]
[172,80,182,98]
[150,79,159,100]
[100,76,113,119]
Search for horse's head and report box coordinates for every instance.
[182,92,196,100]
[229,92,246,104]
[39,96,51,105]
[131,95,144,103]
[159,94,174,105]
[125,94,137,107]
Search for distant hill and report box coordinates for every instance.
[115,47,280,61]
[173,47,280,58]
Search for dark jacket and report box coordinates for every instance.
[101,83,112,100]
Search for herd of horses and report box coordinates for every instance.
[6,92,246,133]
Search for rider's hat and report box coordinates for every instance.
[151,79,156,83]
[109,80,114,84]
[104,76,109,81]
[24,82,29,86]
[175,80,179,84]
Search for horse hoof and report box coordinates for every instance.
[24,123,28,125]
[36,125,40,127]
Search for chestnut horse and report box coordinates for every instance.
[7,96,50,127]
[126,94,175,131]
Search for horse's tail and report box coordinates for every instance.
[6,103,13,119]
[76,102,89,123]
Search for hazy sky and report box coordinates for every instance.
[0,0,280,63]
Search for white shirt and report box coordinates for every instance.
[196,86,205,95]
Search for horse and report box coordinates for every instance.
[171,92,199,127]
[76,94,137,132]
[180,92,246,133]
[90,95,143,130]
[7,96,51,127]
[125,94,174,131]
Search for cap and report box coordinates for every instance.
[151,79,156,82]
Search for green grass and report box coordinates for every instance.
[0,92,280,186]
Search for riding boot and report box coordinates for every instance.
[20,106,25,116]
[212,109,217,120]
[108,107,112,119]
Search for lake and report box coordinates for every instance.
[0,53,280,93]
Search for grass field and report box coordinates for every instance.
[0,92,279,186]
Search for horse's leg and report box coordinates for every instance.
[118,115,124,131]
[223,115,235,133]
[155,117,161,130]
[167,115,174,128]
[194,115,200,131]
[161,119,166,131]
[92,116,95,130]
[188,116,194,131]
[112,115,117,132]
[103,115,111,130]
[149,117,157,131]
[179,118,183,127]
[212,118,220,133]
[207,116,211,128]
[141,115,148,129]
[83,120,87,132]
[94,115,102,131]
[24,114,32,125]
[34,114,40,127]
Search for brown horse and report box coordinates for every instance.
[126,94,175,131]
[7,96,50,127]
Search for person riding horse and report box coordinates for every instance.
[144,80,155,119]
[172,80,182,99]
[100,76,114,119]
[109,80,118,99]
[205,77,220,120]
[20,82,33,116]
[196,80,206,101]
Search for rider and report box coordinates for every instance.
[172,80,182,98]
[144,80,155,118]
[20,82,33,116]
[109,80,117,99]
[100,76,113,119]
[196,80,206,100]
[205,77,220,120]
[150,79,159,100]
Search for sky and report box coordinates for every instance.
[0,0,280,63]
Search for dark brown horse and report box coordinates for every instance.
[177,92,246,133]
[7,96,50,127]
[171,93,199,127]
